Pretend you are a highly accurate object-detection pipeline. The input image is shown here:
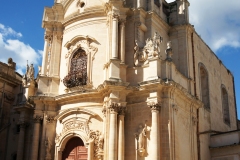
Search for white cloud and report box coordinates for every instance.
[166,0,240,52]
[0,24,41,75]
[0,24,22,38]
[188,0,240,51]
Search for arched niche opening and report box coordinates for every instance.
[221,85,230,125]
[199,63,210,110]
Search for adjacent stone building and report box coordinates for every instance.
[0,0,239,160]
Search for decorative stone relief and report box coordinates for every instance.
[134,40,148,66]
[62,119,90,135]
[65,38,98,60]
[89,130,104,159]
[45,35,53,76]
[134,32,163,66]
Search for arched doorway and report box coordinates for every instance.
[62,137,88,160]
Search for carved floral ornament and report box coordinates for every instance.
[55,119,90,144]
[89,130,104,159]
[64,35,98,60]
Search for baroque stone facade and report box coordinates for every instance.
[0,0,239,160]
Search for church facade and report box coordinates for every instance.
[0,0,239,160]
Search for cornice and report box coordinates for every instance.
[138,78,202,108]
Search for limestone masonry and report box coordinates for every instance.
[0,0,239,160]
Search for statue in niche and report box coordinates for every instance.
[135,123,149,157]
[165,41,173,61]
[138,124,147,149]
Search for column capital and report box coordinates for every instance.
[147,101,161,112]
[108,103,119,113]
[118,106,126,115]
[44,34,53,42]
[119,19,126,25]
[33,115,43,123]
[102,108,107,117]
[45,115,55,123]
[112,13,120,19]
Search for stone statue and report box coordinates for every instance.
[24,63,35,83]
[152,32,163,57]
[22,74,27,86]
[138,124,147,149]
[165,41,173,61]
[143,32,163,58]
[134,40,148,66]
[28,64,35,80]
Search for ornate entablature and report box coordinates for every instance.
[64,35,98,89]
[134,32,163,66]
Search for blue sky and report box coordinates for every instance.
[0,0,239,118]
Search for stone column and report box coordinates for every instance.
[120,20,126,64]
[112,14,119,59]
[30,116,42,160]
[17,121,28,160]
[118,106,126,160]
[148,102,160,160]
[108,103,118,160]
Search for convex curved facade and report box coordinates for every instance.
[2,0,238,160]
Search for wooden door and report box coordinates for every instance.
[62,137,88,160]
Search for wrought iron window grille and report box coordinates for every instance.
[63,48,88,88]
